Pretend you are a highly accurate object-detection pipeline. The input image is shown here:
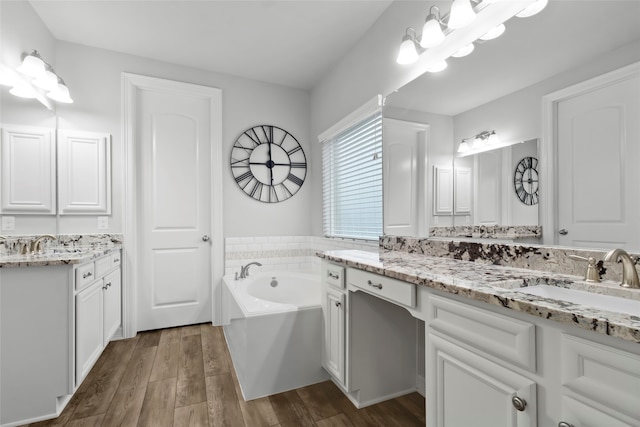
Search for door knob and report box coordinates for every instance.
[559,229,568,235]
[202,235,210,242]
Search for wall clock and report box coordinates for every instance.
[230,125,307,203]
[514,156,539,205]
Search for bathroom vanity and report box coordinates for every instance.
[0,245,122,426]
[319,244,640,427]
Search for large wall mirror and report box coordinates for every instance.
[383,0,640,250]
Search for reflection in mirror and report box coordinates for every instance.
[383,0,640,247]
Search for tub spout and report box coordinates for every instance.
[240,261,262,279]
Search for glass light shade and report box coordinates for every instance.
[487,132,501,145]
[457,141,470,153]
[480,24,506,41]
[420,16,445,48]
[427,60,448,73]
[16,54,46,79]
[452,43,475,58]
[47,83,73,103]
[448,0,476,29]
[397,36,419,65]
[0,65,17,87]
[32,70,59,91]
[9,82,37,98]
[472,137,485,149]
[516,0,548,18]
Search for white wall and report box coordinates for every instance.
[2,0,314,238]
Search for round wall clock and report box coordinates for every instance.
[514,156,539,205]
[230,125,307,203]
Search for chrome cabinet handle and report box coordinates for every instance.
[83,271,93,279]
[335,301,341,307]
[558,422,574,427]
[559,229,568,235]
[367,280,383,290]
[113,258,120,263]
[102,285,108,290]
[202,235,210,242]
[511,396,527,412]
[328,272,339,280]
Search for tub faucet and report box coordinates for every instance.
[239,262,262,279]
[604,248,640,288]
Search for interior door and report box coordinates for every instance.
[557,73,640,251]
[136,87,212,331]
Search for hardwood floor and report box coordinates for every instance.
[26,324,425,427]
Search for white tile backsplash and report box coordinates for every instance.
[224,236,377,276]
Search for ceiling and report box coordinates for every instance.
[387,0,640,116]
[28,0,394,90]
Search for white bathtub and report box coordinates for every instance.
[222,271,329,400]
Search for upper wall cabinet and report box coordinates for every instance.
[0,125,57,214]
[57,130,111,215]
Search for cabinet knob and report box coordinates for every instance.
[335,301,341,307]
[102,285,109,290]
[113,258,120,263]
[367,280,383,290]
[511,396,527,412]
[202,235,210,242]
[83,271,93,279]
[559,228,569,235]
[558,422,574,427]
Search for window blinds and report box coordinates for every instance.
[322,111,383,241]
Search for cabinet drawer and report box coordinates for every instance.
[428,295,536,371]
[75,262,96,291]
[348,268,416,308]
[94,255,111,278]
[324,263,345,290]
[110,251,121,268]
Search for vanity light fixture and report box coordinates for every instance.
[396,0,548,66]
[396,27,421,65]
[457,130,525,157]
[5,50,73,105]
[427,60,448,73]
[448,0,476,29]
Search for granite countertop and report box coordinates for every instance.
[318,249,640,343]
[0,245,122,268]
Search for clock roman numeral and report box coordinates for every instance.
[290,162,306,168]
[230,157,250,167]
[244,129,262,147]
[261,125,273,143]
[249,181,263,199]
[287,146,302,155]
[286,173,304,187]
[235,171,253,184]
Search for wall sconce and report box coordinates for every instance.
[396,0,548,66]
[457,130,525,157]
[0,50,73,106]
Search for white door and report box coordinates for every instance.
[556,72,640,250]
[383,119,428,236]
[136,87,213,331]
[323,288,345,385]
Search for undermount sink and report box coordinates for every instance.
[517,285,640,317]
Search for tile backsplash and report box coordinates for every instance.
[224,236,376,276]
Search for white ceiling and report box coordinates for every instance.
[387,0,640,116]
[28,0,394,90]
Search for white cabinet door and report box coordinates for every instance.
[0,125,56,214]
[57,129,111,214]
[324,287,345,385]
[102,268,121,346]
[428,332,537,427]
[75,280,104,387]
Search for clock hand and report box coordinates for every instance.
[267,142,274,186]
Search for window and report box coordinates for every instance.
[322,111,383,241]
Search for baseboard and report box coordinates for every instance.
[416,374,426,397]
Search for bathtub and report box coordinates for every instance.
[222,271,329,400]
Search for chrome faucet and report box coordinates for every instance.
[239,261,262,279]
[21,234,57,255]
[604,248,640,288]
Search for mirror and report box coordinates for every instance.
[383,0,640,246]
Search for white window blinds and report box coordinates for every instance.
[322,111,383,241]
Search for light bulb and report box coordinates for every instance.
[452,43,475,58]
[458,141,470,153]
[516,0,548,18]
[448,0,476,29]
[397,35,419,65]
[47,82,73,103]
[420,13,445,48]
[32,70,59,91]
[487,132,501,145]
[427,60,448,73]
[17,52,46,79]
[480,24,506,41]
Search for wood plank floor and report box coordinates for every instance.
[26,324,425,427]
